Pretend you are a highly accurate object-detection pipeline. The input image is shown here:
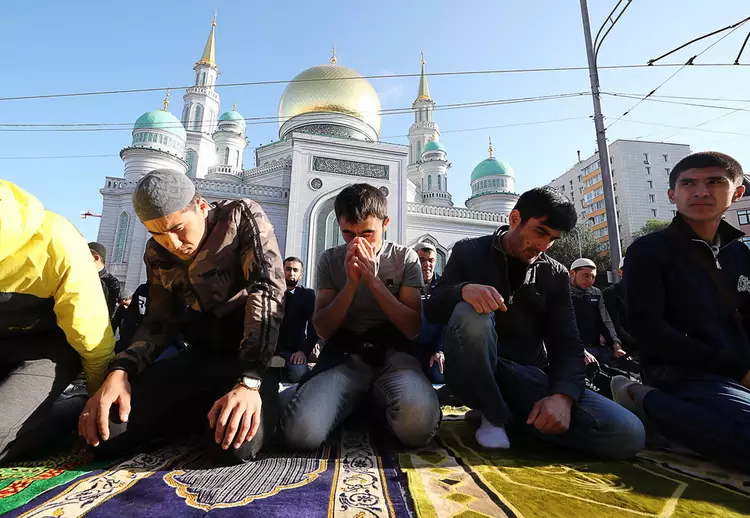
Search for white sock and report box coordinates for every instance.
[475,416,510,449]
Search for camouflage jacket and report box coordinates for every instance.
[109,199,285,380]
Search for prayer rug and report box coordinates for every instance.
[4,414,750,517]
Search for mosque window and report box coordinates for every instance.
[421,178,424,191]
[186,150,197,178]
[438,175,442,190]
[427,175,432,191]
[195,72,201,86]
[192,105,203,131]
[445,177,448,191]
[113,211,130,263]
[223,147,230,165]
[417,142,422,159]
[236,150,241,168]
[158,134,164,144]
[182,105,190,127]
[200,72,207,86]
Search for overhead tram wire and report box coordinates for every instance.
[604,16,750,131]
[0,63,748,103]
[0,116,595,160]
[0,92,592,132]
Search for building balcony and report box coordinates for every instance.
[422,191,452,202]
[407,202,508,224]
[185,86,219,102]
[207,164,240,176]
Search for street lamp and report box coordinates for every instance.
[579,0,631,282]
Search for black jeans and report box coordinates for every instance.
[0,331,83,463]
[99,347,279,465]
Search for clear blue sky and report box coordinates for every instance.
[2,0,750,241]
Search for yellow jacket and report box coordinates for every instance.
[0,180,114,392]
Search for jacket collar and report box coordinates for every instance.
[669,213,744,250]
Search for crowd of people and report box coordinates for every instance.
[1,150,748,473]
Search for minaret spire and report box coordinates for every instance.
[330,44,337,65]
[488,136,494,159]
[197,15,217,66]
[162,88,171,111]
[416,50,431,102]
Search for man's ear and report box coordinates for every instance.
[733,183,745,203]
[667,189,675,204]
[382,216,391,232]
[509,209,521,229]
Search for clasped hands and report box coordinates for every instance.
[78,370,262,451]
[345,237,378,286]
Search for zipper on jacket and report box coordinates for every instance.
[692,236,742,270]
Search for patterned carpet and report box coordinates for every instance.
[2,410,749,517]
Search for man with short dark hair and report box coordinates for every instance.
[281,183,440,450]
[569,258,628,366]
[277,257,318,383]
[79,169,285,465]
[613,151,750,472]
[89,242,121,318]
[426,187,644,458]
[414,242,445,383]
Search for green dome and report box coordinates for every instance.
[422,140,446,154]
[134,110,186,141]
[219,111,245,122]
[471,157,513,182]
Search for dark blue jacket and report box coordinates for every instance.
[425,228,586,402]
[276,285,318,357]
[416,274,444,354]
[625,214,750,384]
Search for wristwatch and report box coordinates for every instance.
[237,376,262,391]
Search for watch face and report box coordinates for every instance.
[241,377,262,389]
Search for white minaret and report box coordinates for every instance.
[419,139,452,206]
[181,16,220,179]
[209,102,248,177]
[407,52,440,190]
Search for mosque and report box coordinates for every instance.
[97,20,519,290]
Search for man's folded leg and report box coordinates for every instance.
[371,351,440,447]
[496,359,645,460]
[98,348,241,459]
[638,376,750,473]
[280,355,371,451]
[443,302,511,427]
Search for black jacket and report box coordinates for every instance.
[113,284,149,353]
[570,285,620,348]
[425,228,585,402]
[602,282,638,352]
[625,214,750,384]
[99,268,121,319]
[277,285,318,357]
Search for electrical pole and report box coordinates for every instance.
[580,0,622,281]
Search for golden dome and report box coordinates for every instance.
[278,64,381,134]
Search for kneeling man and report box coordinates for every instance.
[425,187,645,459]
[80,169,285,464]
[281,184,440,450]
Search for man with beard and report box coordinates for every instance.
[276,257,318,383]
[425,187,644,458]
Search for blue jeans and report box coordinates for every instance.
[444,302,645,460]
[279,352,311,384]
[640,375,750,473]
[280,350,440,450]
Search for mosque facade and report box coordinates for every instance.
[97,20,520,290]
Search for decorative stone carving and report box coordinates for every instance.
[312,156,389,179]
[291,124,371,141]
[378,186,389,197]
[310,178,323,190]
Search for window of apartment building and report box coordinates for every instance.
[579,186,583,194]
[663,154,669,163]
[577,175,582,182]
[617,210,620,219]
[739,210,750,225]
[649,194,656,203]
[672,210,678,217]
[742,236,750,249]
[647,180,653,188]
[643,152,650,164]
[610,155,614,164]
[613,183,617,192]
[652,209,658,217]
[646,166,651,174]
[665,167,670,175]
[560,184,565,192]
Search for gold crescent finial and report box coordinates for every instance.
[330,44,337,65]
[232,101,237,111]
[421,50,425,66]
[163,88,171,111]
[488,136,494,158]
[212,9,217,27]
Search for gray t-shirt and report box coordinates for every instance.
[316,241,423,333]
